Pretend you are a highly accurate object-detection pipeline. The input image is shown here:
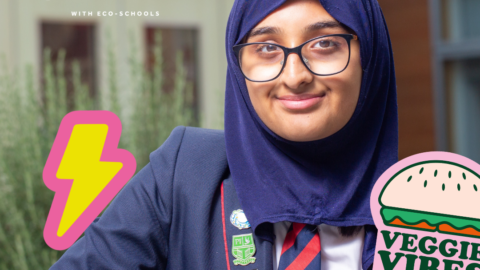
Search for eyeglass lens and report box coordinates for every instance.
[238,36,350,81]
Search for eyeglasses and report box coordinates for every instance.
[233,34,358,82]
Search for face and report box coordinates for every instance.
[243,0,362,141]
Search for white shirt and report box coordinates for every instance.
[273,222,364,270]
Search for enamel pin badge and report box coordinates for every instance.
[230,209,251,230]
[232,233,256,266]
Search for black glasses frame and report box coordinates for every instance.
[232,33,358,82]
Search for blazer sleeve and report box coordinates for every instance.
[50,126,187,270]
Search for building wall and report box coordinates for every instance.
[378,0,437,159]
[0,0,235,129]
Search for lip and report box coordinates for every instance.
[277,93,326,111]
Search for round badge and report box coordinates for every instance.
[230,209,251,230]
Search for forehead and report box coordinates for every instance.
[245,0,345,41]
[258,0,333,25]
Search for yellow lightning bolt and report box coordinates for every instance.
[55,124,123,237]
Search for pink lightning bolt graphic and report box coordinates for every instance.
[43,110,136,250]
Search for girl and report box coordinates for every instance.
[51,0,397,269]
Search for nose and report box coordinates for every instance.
[280,53,313,90]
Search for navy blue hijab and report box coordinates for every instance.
[224,0,397,238]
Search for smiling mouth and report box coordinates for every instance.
[277,92,326,111]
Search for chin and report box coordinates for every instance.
[277,126,328,142]
[271,113,332,142]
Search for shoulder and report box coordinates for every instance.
[146,126,229,237]
[149,126,226,172]
[148,126,228,193]
[175,125,226,153]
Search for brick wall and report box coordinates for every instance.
[378,0,437,159]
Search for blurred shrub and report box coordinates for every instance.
[0,30,196,269]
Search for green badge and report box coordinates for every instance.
[232,233,256,266]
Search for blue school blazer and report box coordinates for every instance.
[50,126,376,270]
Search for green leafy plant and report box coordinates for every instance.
[0,30,197,269]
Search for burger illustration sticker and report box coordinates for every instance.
[370,152,480,270]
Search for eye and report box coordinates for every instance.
[313,40,335,48]
[256,44,279,53]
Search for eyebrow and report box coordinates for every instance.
[304,20,343,32]
[246,20,343,41]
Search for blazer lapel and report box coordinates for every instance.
[222,176,273,270]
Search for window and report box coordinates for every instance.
[431,0,480,162]
[442,0,480,41]
[41,22,96,106]
[446,58,480,162]
[145,26,198,115]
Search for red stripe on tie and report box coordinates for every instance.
[285,233,321,270]
[281,223,306,255]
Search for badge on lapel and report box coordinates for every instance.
[230,209,251,230]
[232,233,256,266]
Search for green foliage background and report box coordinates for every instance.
[0,31,199,269]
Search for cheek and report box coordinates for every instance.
[245,80,277,112]
[319,61,362,118]
[324,73,360,102]
[345,58,363,110]
[348,48,363,100]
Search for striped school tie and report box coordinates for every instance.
[278,223,321,270]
